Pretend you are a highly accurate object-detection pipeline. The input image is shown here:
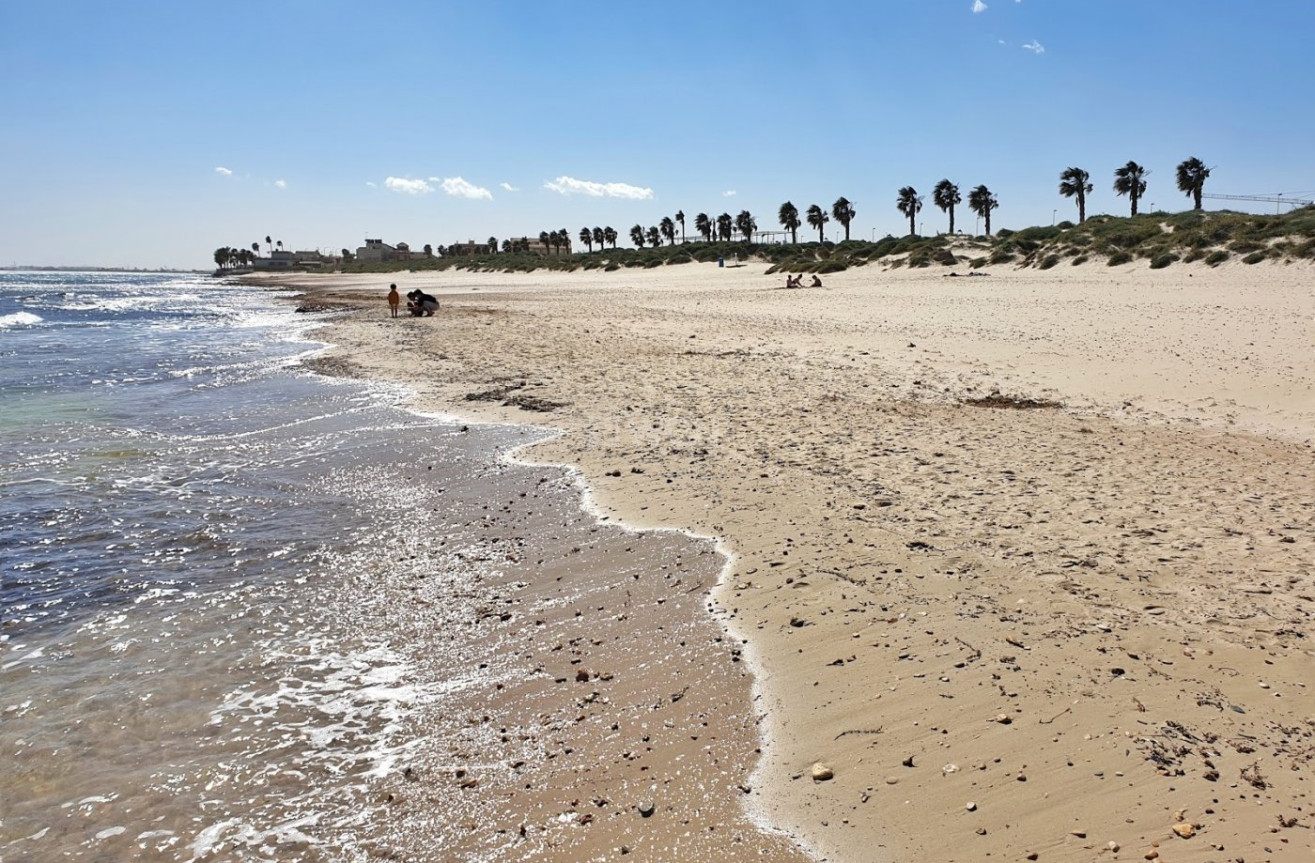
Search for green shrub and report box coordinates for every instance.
[1071,255,1089,266]
[1243,251,1266,264]
[969,256,987,269]
[816,259,848,274]
[1149,253,1177,269]
[1182,249,1206,263]
[604,262,620,272]
[1056,220,1076,230]
[988,249,1014,265]
[1229,239,1264,254]
[1205,250,1229,266]
[996,228,1015,239]
[1107,251,1133,266]
[1038,254,1060,270]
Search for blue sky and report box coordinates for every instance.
[2,0,1313,269]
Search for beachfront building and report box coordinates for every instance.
[447,240,498,256]
[499,236,570,256]
[251,250,296,270]
[355,238,398,263]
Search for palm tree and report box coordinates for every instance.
[675,210,686,243]
[695,213,712,242]
[579,227,594,253]
[487,236,497,252]
[423,243,434,257]
[806,204,829,242]
[276,240,283,252]
[604,226,618,249]
[593,226,605,251]
[778,201,801,243]
[214,247,230,269]
[1113,161,1148,216]
[1058,167,1093,224]
[265,235,272,255]
[251,241,259,256]
[660,216,675,246]
[646,226,661,248]
[932,180,961,235]
[630,224,645,248]
[1176,157,1210,211]
[832,197,856,241]
[896,187,923,235]
[716,213,733,242]
[539,230,551,253]
[735,210,756,243]
[967,184,999,236]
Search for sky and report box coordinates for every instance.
[2,0,1314,269]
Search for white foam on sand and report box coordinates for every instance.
[494,425,829,861]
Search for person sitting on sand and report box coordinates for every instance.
[387,284,400,318]
[809,275,822,287]
[414,290,439,316]
[785,274,803,288]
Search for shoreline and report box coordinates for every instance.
[261,262,1314,862]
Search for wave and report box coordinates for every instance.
[0,311,43,329]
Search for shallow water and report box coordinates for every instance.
[0,272,715,861]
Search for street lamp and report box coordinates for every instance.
[1052,209,1057,226]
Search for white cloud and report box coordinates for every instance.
[1022,39,1045,53]
[544,175,654,200]
[441,177,493,200]
[214,166,232,176]
[274,179,287,189]
[385,176,434,195]
[365,181,377,188]
[723,190,737,197]
[972,0,987,12]
[500,182,519,192]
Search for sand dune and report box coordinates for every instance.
[261,260,1314,862]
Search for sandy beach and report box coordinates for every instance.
[259,259,1314,862]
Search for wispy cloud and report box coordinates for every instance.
[385,176,434,195]
[972,0,987,12]
[441,177,493,200]
[214,166,232,176]
[500,182,519,192]
[544,175,654,200]
[365,181,377,188]
[1022,39,1045,53]
[274,179,287,189]
[723,190,737,197]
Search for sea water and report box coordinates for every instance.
[0,272,711,861]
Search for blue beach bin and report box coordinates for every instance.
[717,256,724,267]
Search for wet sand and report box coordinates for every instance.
[263,260,1314,862]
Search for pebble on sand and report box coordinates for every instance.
[811,763,835,781]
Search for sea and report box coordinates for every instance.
[0,271,712,861]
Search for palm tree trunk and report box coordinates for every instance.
[949,207,955,235]
[909,214,916,235]
[1078,194,1086,224]
[985,212,991,236]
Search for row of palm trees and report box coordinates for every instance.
[561,157,1212,253]
[891,184,1001,237]
[1059,157,1211,223]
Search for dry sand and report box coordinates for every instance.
[259,260,1313,862]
